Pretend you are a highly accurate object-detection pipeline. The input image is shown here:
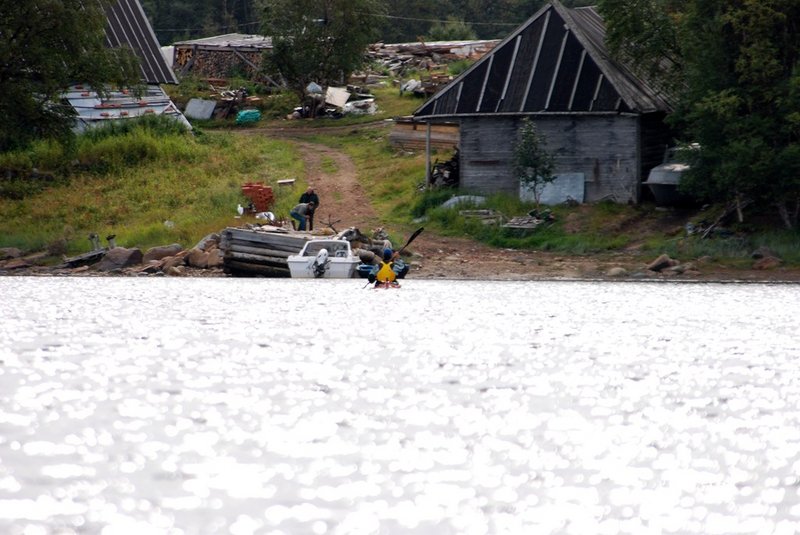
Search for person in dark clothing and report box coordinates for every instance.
[298,187,320,230]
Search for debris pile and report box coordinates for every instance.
[429,149,460,187]
[287,84,377,120]
[365,40,499,76]
[183,84,263,121]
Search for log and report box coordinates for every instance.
[226,243,293,258]
[222,228,310,249]
[225,251,288,268]
[223,260,290,277]
[227,236,303,253]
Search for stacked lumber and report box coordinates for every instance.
[220,226,311,277]
[366,40,500,74]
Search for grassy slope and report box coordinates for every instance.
[0,131,304,256]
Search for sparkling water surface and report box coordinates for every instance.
[1,277,799,535]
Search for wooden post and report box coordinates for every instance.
[425,122,432,186]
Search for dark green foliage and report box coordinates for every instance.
[411,189,456,218]
[140,0,259,44]
[258,0,386,99]
[426,17,478,41]
[600,0,800,229]
[0,0,141,152]
[80,115,190,143]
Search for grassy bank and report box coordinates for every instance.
[0,118,305,257]
[2,91,798,269]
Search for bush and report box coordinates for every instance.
[411,189,456,218]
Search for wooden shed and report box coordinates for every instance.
[413,0,675,204]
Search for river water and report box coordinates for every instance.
[1,277,799,535]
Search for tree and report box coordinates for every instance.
[0,0,141,152]
[427,17,478,42]
[258,0,386,101]
[513,118,555,208]
[141,0,259,45]
[599,0,800,229]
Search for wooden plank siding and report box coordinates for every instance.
[388,120,460,151]
[460,115,641,203]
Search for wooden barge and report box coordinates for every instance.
[220,226,312,277]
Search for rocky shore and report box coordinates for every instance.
[3,231,799,283]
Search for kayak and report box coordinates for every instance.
[373,281,401,289]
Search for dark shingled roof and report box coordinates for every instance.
[103,0,178,84]
[414,0,671,119]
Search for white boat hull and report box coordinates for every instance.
[287,239,360,278]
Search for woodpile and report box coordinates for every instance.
[366,40,500,75]
[220,226,312,277]
[174,47,274,85]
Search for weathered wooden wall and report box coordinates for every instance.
[459,115,642,203]
[388,120,460,150]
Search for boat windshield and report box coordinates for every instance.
[303,241,350,257]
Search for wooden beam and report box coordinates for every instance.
[522,10,551,112]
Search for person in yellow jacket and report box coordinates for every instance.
[368,248,407,286]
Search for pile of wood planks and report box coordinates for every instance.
[220,226,311,277]
[366,40,500,75]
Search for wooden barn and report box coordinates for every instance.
[413,0,675,204]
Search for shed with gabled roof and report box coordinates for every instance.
[413,0,676,204]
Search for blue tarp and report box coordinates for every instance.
[235,109,261,124]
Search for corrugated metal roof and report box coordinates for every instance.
[64,84,190,131]
[103,0,178,84]
[173,33,273,50]
[415,0,672,119]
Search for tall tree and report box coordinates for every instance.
[0,0,141,152]
[258,0,386,100]
[600,0,800,228]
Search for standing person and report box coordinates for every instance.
[298,187,320,230]
[289,201,315,231]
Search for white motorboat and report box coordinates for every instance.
[287,239,360,278]
[643,144,699,206]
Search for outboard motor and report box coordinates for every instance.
[311,248,329,278]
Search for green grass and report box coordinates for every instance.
[0,123,305,254]
[320,155,339,174]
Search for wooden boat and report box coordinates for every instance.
[287,239,360,278]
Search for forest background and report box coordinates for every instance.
[141,0,593,45]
